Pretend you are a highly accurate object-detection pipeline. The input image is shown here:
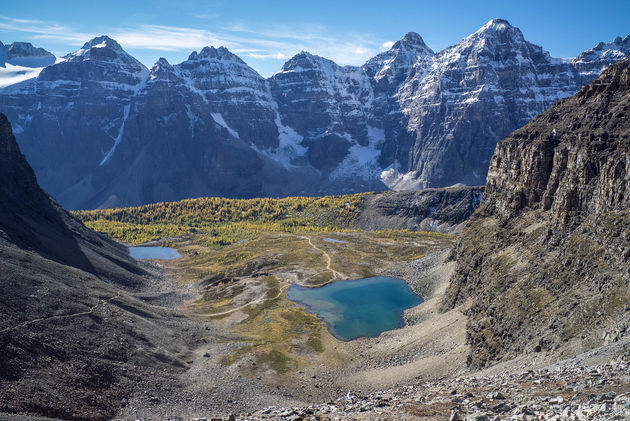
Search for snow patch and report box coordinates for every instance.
[211,113,240,139]
[0,63,44,88]
[185,105,199,138]
[381,168,426,191]
[255,115,307,169]
[329,126,385,179]
[11,122,24,134]
[100,104,131,166]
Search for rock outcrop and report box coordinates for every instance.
[442,59,630,367]
[353,186,484,233]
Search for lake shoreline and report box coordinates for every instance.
[287,276,423,341]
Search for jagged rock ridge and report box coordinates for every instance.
[353,186,484,233]
[442,58,630,367]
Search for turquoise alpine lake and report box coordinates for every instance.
[287,276,423,341]
[129,246,182,260]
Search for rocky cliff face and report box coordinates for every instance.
[80,44,305,209]
[271,52,374,175]
[394,19,623,189]
[442,59,630,367]
[0,111,140,276]
[0,36,150,208]
[1,22,628,209]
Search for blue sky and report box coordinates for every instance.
[1,0,628,76]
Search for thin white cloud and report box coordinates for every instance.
[194,13,220,20]
[248,52,288,60]
[110,25,231,51]
[381,41,395,49]
[222,23,334,42]
[0,14,392,68]
[0,15,90,43]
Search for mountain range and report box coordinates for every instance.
[1,19,629,209]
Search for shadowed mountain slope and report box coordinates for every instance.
[0,113,199,420]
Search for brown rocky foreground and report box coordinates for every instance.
[238,358,630,420]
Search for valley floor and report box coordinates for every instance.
[5,226,628,421]
[115,230,470,419]
[115,230,630,421]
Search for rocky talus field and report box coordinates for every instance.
[243,359,630,420]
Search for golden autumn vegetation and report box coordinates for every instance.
[73,193,369,245]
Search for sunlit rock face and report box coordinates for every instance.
[442,58,630,367]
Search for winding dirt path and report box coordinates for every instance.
[200,284,289,317]
[1,291,121,334]
[297,235,343,281]
[198,233,346,318]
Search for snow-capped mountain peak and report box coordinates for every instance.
[573,34,630,74]
[81,35,123,51]
[67,35,139,64]
[153,57,172,69]
[1,41,56,67]
[0,41,56,87]
[1,25,629,209]
[364,32,434,85]
[399,32,433,52]
[478,18,513,32]
[187,46,246,65]
[466,18,527,47]
[279,51,339,73]
[149,57,180,82]
[6,42,56,63]
[35,35,149,87]
[178,45,266,94]
[53,35,148,86]
[431,17,534,73]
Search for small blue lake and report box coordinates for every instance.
[129,246,182,260]
[323,237,347,244]
[287,276,422,341]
